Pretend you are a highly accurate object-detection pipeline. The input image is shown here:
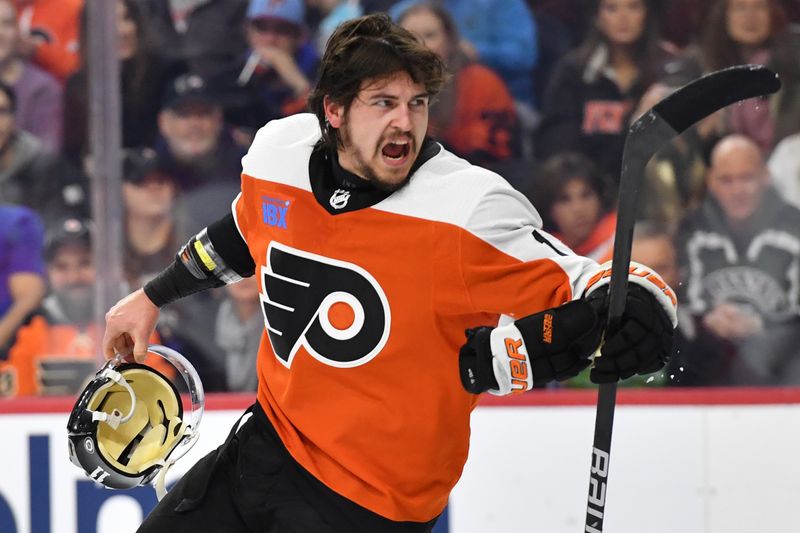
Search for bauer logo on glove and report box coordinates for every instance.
[459,300,602,395]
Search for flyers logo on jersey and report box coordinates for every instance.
[260,242,391,368]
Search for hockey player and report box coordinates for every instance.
[102,13,677,533]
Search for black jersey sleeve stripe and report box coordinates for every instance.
[207,214,256,277]
[143,214,256,307]
[533,230,568,257]
[143,258,224,307]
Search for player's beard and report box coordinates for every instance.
[339,120,416,193]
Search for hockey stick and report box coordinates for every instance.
[584,65,780,533]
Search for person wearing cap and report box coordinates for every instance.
[220,0,319,131]
[121,147,182,290]
[121,147,229,393]
[155,72,244,192]
[2,216,172,396]
[306,0,363,56]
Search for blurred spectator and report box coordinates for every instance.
[527,0,593,48]
[0,218,171,396]
[121,148,180,290]
[218,0,319,133]
[136,0,248,81]
[63,0,171,167]
[630,221,680,385]
[527,0,580,107]
[397,2,518,164]
[214,276,262,392]
[155,72,243,192]
[0,0,61,152]
[1,218,96,395]
[526,152,616,262]
[768,129,800,209]
[307,0,363,55]
[690,0,800,153]
[119,147,227,391]
[658,0,710,49]
[635,82,708,227]
[390,0,538,108]
[535,0,673,183]
[0,81,88,226]
[677,135,800,385]
[0,204,44,363]
[13,0,82,82]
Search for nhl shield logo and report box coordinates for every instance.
[329,189,350,210]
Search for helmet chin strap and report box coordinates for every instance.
[89,366,137,430]
[153,423,198,500]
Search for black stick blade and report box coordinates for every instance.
[653,64,781,133]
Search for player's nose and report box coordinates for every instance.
[390,104,413,131]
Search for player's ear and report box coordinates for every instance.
[323,96,344,129]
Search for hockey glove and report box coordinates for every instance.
[459,300,603,395]
[584,261,678,383]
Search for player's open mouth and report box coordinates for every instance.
[381,140,411,164]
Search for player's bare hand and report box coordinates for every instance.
[102,289,159,363]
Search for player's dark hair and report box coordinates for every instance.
[307,13,448,150]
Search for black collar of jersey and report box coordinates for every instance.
[308,138,441,215]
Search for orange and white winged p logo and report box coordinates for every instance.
[260,242,391,368]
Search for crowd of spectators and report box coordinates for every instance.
[2,0,800,396]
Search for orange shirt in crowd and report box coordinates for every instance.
[0,316,164,397]
[555,211,617,263]
[431,63,517,161]
[15,0,83,82]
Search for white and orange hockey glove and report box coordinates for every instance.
[583,261,678,383]
[458,261,678,394]
[459,300,603,395]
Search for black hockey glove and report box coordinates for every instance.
[459,300,603,395]
[584,262,678,383]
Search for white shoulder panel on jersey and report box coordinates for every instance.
[376,147,520,227]
[241,113,321,191]
[376,147,601,296]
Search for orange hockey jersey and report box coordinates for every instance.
[233,113,601,522]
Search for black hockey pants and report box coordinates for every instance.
[137,403,439,533]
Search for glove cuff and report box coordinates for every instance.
[488,323,533,395]
[584,260,678,328]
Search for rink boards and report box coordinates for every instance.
[2,388,800,533]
